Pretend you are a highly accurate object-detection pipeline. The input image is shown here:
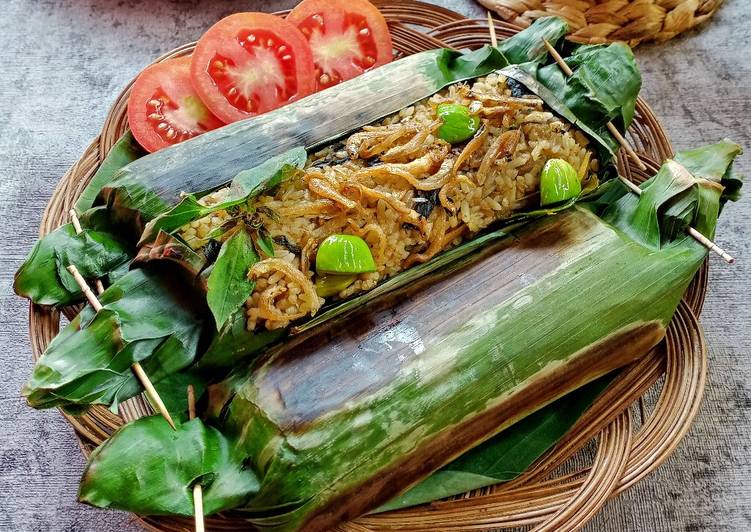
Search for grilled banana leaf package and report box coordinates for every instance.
[78,141,742,531]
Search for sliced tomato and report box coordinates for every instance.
[286,0,393,90]
[127,56,224,153]
[191,13,316,124]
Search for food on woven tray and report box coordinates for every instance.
[13,7,744,532]
[77,142,742,530]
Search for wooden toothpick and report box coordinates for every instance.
[69,209,106,295]
[66,264,177,428]
[618,173,734,263]
[532,32,734,263]
[187,385,205,532]
[487,11,498,48]
[541,39,647,172]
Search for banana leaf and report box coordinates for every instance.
[22,265,206,412]
[14,222,131,306]
[14,132,145,307]
[530,43,642,156]
[71,140,741,526]
[378,373,614,512]
[215,142,739,531]
[207,229,259,330]
[75,132,145,212]
[79,416,259,515]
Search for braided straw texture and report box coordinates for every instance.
[27,1,709,530]
[478,0,724,46]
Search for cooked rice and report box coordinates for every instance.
[178,73,598,331]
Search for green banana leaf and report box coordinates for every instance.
[378,374,614,512]
[14,223,131,307]
[79,416,259,515]
[22,266,206,412]
[207,229,259,331]
[14,133,145,307]
[75,132,145,212]
[152,371,208,423]
[533,43,641,156]
[217,142,739,532]
[674,138,743,208]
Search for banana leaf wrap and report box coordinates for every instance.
[70,140,741,524]
[212,142,741,531]
[22,264,207,413]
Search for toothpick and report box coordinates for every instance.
[187,385,205,532]
[69,209,106,295]
[539,39,734,264]
[487,11,498,48]
[65,264,178,428]
[541,39,647,172]
[617,175,735,263]
[67,264,103,311]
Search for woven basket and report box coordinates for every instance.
[478,0,724,46]
[28,1,710,530]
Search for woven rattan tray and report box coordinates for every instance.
[28,1,709,530]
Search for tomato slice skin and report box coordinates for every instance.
[286,0,393,90]
[127,56,224,153]
[191,12,316,124]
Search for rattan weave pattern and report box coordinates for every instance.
[477,0,724,46]
[27,2,707,530]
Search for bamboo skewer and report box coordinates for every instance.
[487,11,498,48]
[187,385,205,532]
[618,175,735,263]
[65,264,178,428]
[69,209,106,294]
[541,40,648,172]
[535,35,734,263]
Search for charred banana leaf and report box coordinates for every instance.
[219,141,741,531]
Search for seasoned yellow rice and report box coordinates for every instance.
[178,73,598,331]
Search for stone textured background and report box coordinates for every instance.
[1,1,749,530]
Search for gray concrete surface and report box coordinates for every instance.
[1,0,749,530]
